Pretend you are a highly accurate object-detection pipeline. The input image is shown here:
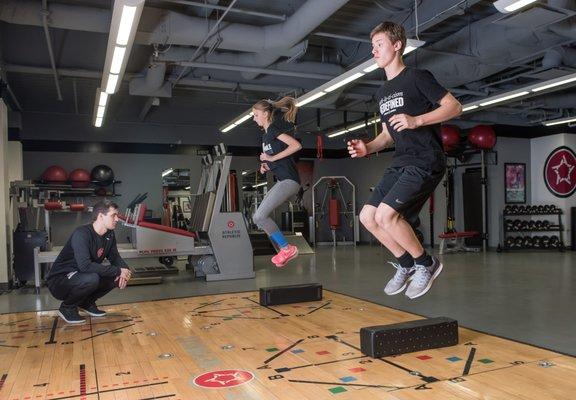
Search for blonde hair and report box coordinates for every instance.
[253,96,298,124]
[370,21,406,54]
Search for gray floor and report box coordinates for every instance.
[1,245,574,356]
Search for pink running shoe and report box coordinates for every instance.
[271,245,299,267]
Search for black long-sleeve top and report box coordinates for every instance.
[46,224,127,280]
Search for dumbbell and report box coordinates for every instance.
[549,235,560,249]
[542,220,550,230]
[522,236,533,248]
[512,219,522,230]
[528,220,536,231]
[541,235,550,248]
[537,205,545,214]
[514,236,524,248]
[505,219,514,231]
[535,220,543,230]
[532,236,541,248]
[520,205,528,214]
[504,205,512,215]
[505,236,515,248]
[520,221,529,230]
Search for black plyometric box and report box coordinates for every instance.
[259,283,322,306]
[360,317,458,358]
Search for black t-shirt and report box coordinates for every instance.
[376,67,448,172]
[46,224,127,280]
[262,110,301,183]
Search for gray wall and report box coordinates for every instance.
[22,135,535,249]
[23,151,261,245]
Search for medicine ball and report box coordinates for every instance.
[42,165,68,184]
[69,169,91,188]
[441,125,460,152]
[91,165,115,187]
[468,125,497,150]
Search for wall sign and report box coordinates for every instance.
[544,146,576,198]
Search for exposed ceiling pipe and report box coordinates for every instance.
[41,0,62,101]
[147,0,347,52]
[155,42,308,68]
[129,62,171,97]
[171,0,238,86]
[0,0,111,33]
[413,7,576,89]
[173,61,343,80]
[3,63,305,95]
[161,0,286,21]
[542,46,576,68]
[148,0,348,79]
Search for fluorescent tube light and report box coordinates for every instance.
[96,106,106,118]
[363,63,379,73]
[328,129,349,138]
[162,168,174,177]
[296,91,328,107]
[222,123,236,133]
[494,0,537,13]
[235,113,253,124]
[532,76,576,92]
[479,91,529,106]
[98,91,108,107]
[95,117,103,127]
[462,105,479,112]
[116,5,137,46]
[543,116,576,126]
[105,73,119,94]
[110,46,126,74]
[325,72,365,92]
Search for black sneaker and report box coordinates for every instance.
[58,304,86,324]
[79,303,107,317]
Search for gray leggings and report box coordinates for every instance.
[253,179,300,235]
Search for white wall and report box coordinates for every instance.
[0,101,10,285]
[531,134,576,246]
[22,151,263,245]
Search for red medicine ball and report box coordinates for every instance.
[69,169,91,188]
[42,166,68,183]
[440,125,460,152]
[469,125,497,150]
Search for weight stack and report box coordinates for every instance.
[360,317,458,358]
[259,283,322,306]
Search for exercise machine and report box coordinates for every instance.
[311,176,359,246]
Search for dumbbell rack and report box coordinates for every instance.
[498,207,564,252]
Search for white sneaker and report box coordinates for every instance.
[405,257,443,299]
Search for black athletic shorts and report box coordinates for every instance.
[366,165,444,228]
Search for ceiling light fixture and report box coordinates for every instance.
[493,0,538,13]
[220,38,425,133]
[543,116,576,126]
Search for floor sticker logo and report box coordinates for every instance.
[193,370,254,388]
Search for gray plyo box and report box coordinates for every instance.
[360,317,459,358]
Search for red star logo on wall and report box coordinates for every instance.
[551,155,574,185]
[544,146,576,197]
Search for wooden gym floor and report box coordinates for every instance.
[1,290,574,400]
